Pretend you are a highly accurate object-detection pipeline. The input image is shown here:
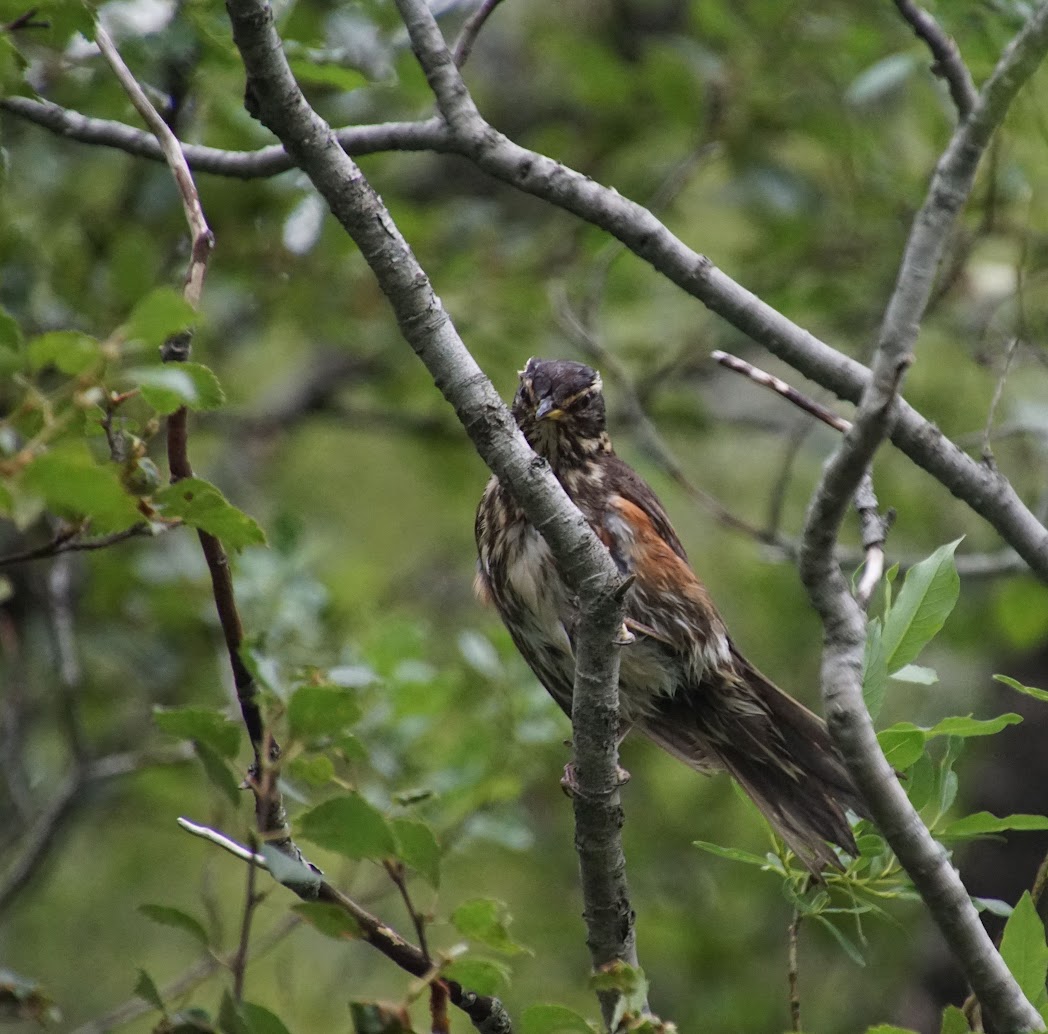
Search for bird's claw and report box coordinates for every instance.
[560,761,631,796]
[613,622,636,645]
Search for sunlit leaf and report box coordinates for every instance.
[938,1005,969,1034]
[298,794,397,860]
[130,363,225,414]
[692,840,773,867]
[881,540,961,674]
[941,812,1048,839]
[994,673,1048,703]
[889,664,938,685]
[138,904,210,948]
[122,287,196,348]
[155,477,266,549]
[154,705,241,758]
[999,892,1048,1006]
[452,898,531,955]
[924,714,1022,738]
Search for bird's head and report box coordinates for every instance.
[512,358,611,466]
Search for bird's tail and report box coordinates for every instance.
[640,649,866,875]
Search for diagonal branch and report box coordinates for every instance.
[799,4,1048,1030]
[223,0,640,1026]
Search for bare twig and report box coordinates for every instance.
[787,909,802,1032]
[800,5,1048,1030]
[452,0,506,68]
[68,913,302,1034]
[981,336,1021,466]
[231,837,263,1002]
[384,859,431,961]
[0,522,158,568]
[179,818,513,1033]
[893,0,979,120]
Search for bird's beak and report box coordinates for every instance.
[535,398,563,422]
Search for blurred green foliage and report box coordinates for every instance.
[2,0,1048,1032]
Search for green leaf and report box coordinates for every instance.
[994,673,1048,704]
[864,1027,919,1034]
[972,897,1015,918]
[451,898,531,956]
[521,1005,597,1034]
[876,724,927,771]
[925,713,1022,738]
[261,844,323,896]
[287,58,369,92]
[133,970,166,1015]
[287,754,335,787]
[862,617,888,720]
[0,305,22,353]
[26,330,101,374]
[298,793,398,860]
[941,812,1048,839]
[443,957,511,996]
[881,540,961,673]
[240,1003,293,1034]
[194,740,241,804]
[391,817,441,888]
[155,477,266,549]
[154,706,241,759]
[291,902,361,939]
[937,1005,970,1034]
[22,444,142,532]
[218,991,251,1034]
[165,1007,218,1033]
[122,287,196,348]
[999,891,1048,1006]
[138,904,210,948]
[348,1001,413,1034]
[288,684,362,740]
[812,914,866,966]
[692,840,774,867]
[130,363,226,414]
[890,664,939,685]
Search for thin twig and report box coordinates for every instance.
[787,909,802,1032]
[179,818,513,1033]
[981,336,1021,466]
[231,837,263,1002]
[452,0,506,67]
[384,859,431,961]
[893,0,978,120]
[0,522,158,568]
[68,914,302,1034]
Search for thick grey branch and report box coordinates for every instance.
[800,5,1048,1031]
[223,0,638,1023]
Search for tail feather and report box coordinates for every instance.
[640,648,866,875]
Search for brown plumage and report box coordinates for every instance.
[474,357,866,873]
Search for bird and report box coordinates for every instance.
[474,357,866,873]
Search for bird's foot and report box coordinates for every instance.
[560,761,631,796]
[613,622,635,646]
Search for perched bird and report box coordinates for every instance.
[474,357,866,873]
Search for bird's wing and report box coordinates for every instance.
[603,456,690,563]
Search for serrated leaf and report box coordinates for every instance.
[154,706,241,758]
[348,1001,413,1034]
[287,754,335,787]
[443,957,511,996]
[291,902,361,939]
[155,478,266,550]
[882,540,961,674]
[451,899,531,956]
[298,794,397,861]
[22,444,142,532]
[521,1005,597,1034]
[1000,892,1048,1005]
[876,725,927,771]
[261,844,323,895]
[941,812,1048,839]
[134,970,166,1015]
[193,740,241,804]
[27,330,100,375]
[288,685,361,740]
[138,904,210,948]
[391,818,441,888]
[239,1003,292,1034]
[692,840,773,867]
[130,364,226,414]
[994,674,1048,703]
[890,664,939,685]
[862,617,888,719]
[123,287,196,348]
[938,1005,969,1034]
[925,714,1022,738]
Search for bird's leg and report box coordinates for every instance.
[561,726,632,796]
